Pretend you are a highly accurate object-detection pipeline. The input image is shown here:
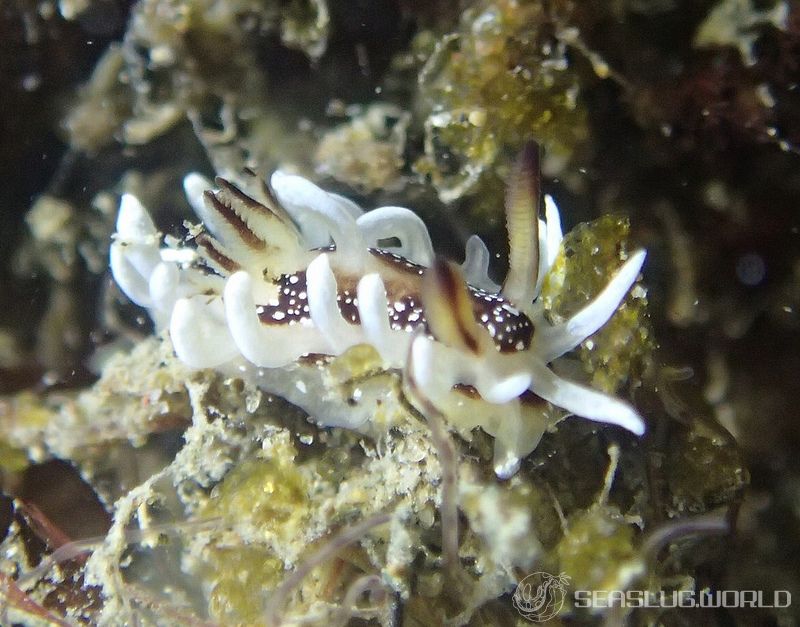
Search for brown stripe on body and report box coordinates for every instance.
[195,233,241,274]
[215,177,289,224]
[204,190,266,250]
[427,259,482,354]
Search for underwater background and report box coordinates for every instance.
[1,0,799,624]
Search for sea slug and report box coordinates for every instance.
[110,146,646,477]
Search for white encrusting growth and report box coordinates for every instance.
[110,168,647,477]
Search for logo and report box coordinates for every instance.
[513,571,571,622]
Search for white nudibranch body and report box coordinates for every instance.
[110,160,647,478]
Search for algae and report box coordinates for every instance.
[542,215,652,394]
[414,0,589,203]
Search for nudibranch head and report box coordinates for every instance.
[110,149,646,478]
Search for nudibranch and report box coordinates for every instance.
[110,145,646,478]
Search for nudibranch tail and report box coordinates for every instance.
[110,156,648,477]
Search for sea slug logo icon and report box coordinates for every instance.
[513,572,571,622]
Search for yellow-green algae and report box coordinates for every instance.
[541,215,652,393]
[201,452,309,539]
[0,392,58,471]
[556,503,642,594]
[204,546,285,625]
[0,441,28,474]
[414,0,589,202]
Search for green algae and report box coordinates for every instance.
[556,504,642,594]
[415,0,589,202]
[204,546,285,625]
[0,441,28,473]
[542,215,652,393]
[201,448,309,537]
